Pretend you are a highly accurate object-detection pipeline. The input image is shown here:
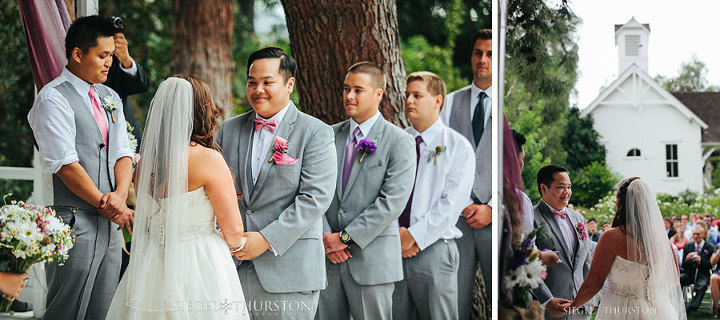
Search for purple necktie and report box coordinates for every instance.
[342,127,362,192]
[399,135,423,228]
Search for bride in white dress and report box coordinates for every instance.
[564,178,685,320]
[106,75,249,319]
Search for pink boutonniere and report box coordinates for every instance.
[577,222,589,241]
[269,136,299,165]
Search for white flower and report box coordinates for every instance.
[127,123,138,153]
[101,96,121,112]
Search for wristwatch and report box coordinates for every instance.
[339,230,354,246]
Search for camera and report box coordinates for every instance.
[109,16,124,33]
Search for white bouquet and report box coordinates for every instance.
[0,199,74,310]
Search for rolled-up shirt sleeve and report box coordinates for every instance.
[110,90,134,162]
[27,88,79,174]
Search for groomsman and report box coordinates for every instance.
[217,47,337,319]
[27,16,134,320]
[392,72,475,320]
[440,29,493,318]
[318,62,416,320]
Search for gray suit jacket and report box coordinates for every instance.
[532,200,592,319]
[322,117,416,285]
[217,104,337,293]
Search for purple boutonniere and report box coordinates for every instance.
[356,139,377,163]
[577,222,589,241]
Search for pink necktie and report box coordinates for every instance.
[254,118,277,133]
[88,86,108,147]
[554,210,567,219]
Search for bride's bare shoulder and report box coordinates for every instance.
[188,144,230,182]
[599,227,625,242]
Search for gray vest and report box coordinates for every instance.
[51,81,119,211]
[448,85,491,203]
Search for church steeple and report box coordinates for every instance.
[614,17,650,74]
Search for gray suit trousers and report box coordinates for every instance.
[392,239,459,320]
[317,262,393,320]
[45,207,122,320]
[456,218,492,320]
[238,261,319,320]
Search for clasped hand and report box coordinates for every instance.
[97,191,133,233]
[323,232,352,264]
[462,203,492,229]
[232,232,271,260]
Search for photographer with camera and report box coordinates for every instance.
[103,16,149,150]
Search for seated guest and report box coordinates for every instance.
[665,217,676,238]
[586,217,601,242]
[706,214,719,245]
[681,223,716,315]
[672,221,689,251]
[392,72,475,320]
[601,220,611,232]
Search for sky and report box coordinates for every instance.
[570,0,720,109]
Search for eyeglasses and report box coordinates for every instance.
[693,232,703,236]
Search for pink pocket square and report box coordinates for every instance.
[273,152,299,165]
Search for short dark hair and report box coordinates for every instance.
[511,129,526,154]
[587,217,597,223]
[705,214,714,219]
[65,15,117,59]
[536,164,568,194]
[473,29,492,50]
[672,217,681,222]
[247,47,297,83]
[602,221,611,226]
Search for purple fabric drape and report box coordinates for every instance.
[18,0,72,90]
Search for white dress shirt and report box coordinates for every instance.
[28,67,133,174]
[543,202,576,259]
[251,102,291,184]
[404,119,475,250]
[346,111,381,145]
[119,58,138,76]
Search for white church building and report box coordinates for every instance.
[580,17,720,195]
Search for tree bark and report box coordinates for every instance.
[280,0,408,126]
[172,0,234,119]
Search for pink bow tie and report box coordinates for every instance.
[254,118,277,132]
[554,210,567,219]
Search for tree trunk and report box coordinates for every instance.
[172,0,234,119]
[280,0,408,126]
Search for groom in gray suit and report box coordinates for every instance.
[318,62,416,320]
[532,165,592,319]
[217,47,337,319]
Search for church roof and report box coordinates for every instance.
[671,92,720,143]
[581,64,708,130]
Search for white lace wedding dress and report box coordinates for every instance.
[106,187,249,320]
[595,256,681,320]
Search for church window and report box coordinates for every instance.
[666,144,678,178]
[626,148,641,157]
